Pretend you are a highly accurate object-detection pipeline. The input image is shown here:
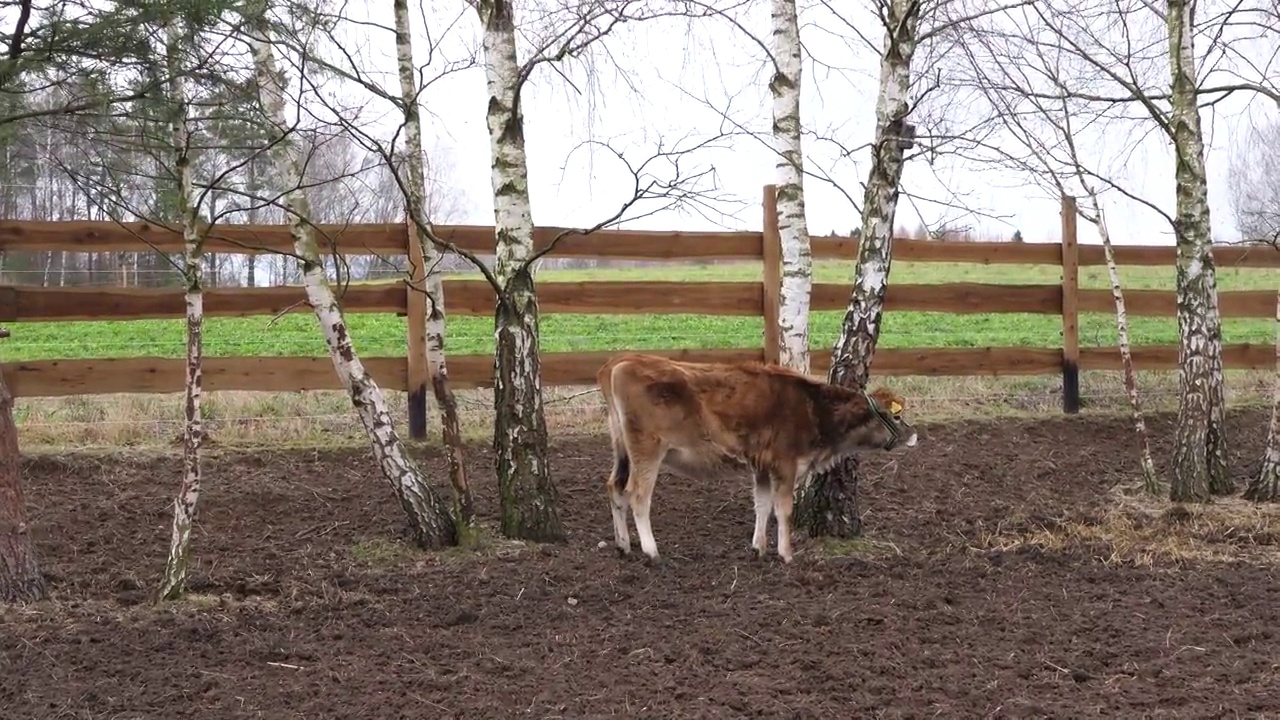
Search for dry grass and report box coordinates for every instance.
[975,486,1280,567]
[11,368,1272,452]
[809,536,905,561]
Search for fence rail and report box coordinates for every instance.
[0,186,1276,437]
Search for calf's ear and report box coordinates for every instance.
[869,387,904,414]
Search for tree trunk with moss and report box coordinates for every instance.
[475,0,564,542]
[1166,0,1226,504]
[493,275,561,540]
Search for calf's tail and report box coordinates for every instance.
[601,379,631,493]
[612,446,631,493]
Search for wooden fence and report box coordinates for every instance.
[0,186,1276,437]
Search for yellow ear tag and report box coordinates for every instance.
[889,401,902,414]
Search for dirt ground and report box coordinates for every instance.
[3,409,1280,718]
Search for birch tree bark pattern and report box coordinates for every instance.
[1204,268,1231,494]
[160,18,205,601]
[248,12,456,548]
[795,0,919,538]
[394,0,474,528]
[1244,292,1280,502]
[1094,202,1160,494]
[1166,0,1225,503]
[476,0,564,542]
[771,0,811,372]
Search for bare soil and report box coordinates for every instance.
[3,409,1279,718]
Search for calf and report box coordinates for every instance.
[597,353,919,564]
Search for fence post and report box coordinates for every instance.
[404,220,430,440]
[761,185,782,365]
[1060,194,1081,414]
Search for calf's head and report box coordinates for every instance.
[841,386,919,451]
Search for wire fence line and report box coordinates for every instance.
[11,370,1272,450]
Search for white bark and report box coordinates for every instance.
[770,0,811,372]
[248,11,456,548]
[1203,259,1231,493]
[160,18,204,602]
[394,0,473,528]
[1091,200,1159,494]
[480,2,533,290]
[827,0,919,388]
[476,0,563,541]
[797,0,920,540]
[1167,0,1224,503]
[1245,292,1280,501]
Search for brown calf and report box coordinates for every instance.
[597,353,919,563]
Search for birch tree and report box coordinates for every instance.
[1243,293,1280,502]
[468,0,728,540]
[1092,203,1161,494]
[158,16,207,601]
[246,6,458,549]
[1165,0,1224,501]
[0,0,246,603]
[473,0,567,540]
[953,0,1280,502]
[394,0,473,530]
[276,0,727,542]
[661,0,1025,537]
[948,13,1162,493]
[793,0,922,538]
[771,0,811,371]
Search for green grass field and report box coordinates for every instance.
[2,259,1275,363]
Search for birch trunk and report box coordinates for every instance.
[476,0,564,542]
[1167,0,1222,504]
[1243,292,1280,502]
[159,19,205,601]
[795,0,919,538]
[0,331,44,603]
[394,0,473,530]
[248,14,456,548]
[247,161,259,289]
[771,0,811,372]
[1204,264,1232,494]
[1094,201,1160,494]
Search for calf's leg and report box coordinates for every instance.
[772,469,798,563]
[751,469,773,558]
[619,437,665,564]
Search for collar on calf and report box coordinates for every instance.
[863,390,901,450]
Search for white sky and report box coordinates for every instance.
[304,0,1276,249]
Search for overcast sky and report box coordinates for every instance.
[314,0,1277,249]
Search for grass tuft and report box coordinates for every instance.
[808,536,904,560]
[976,488,1280,567]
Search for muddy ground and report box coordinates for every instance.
[3,410,1279,718]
